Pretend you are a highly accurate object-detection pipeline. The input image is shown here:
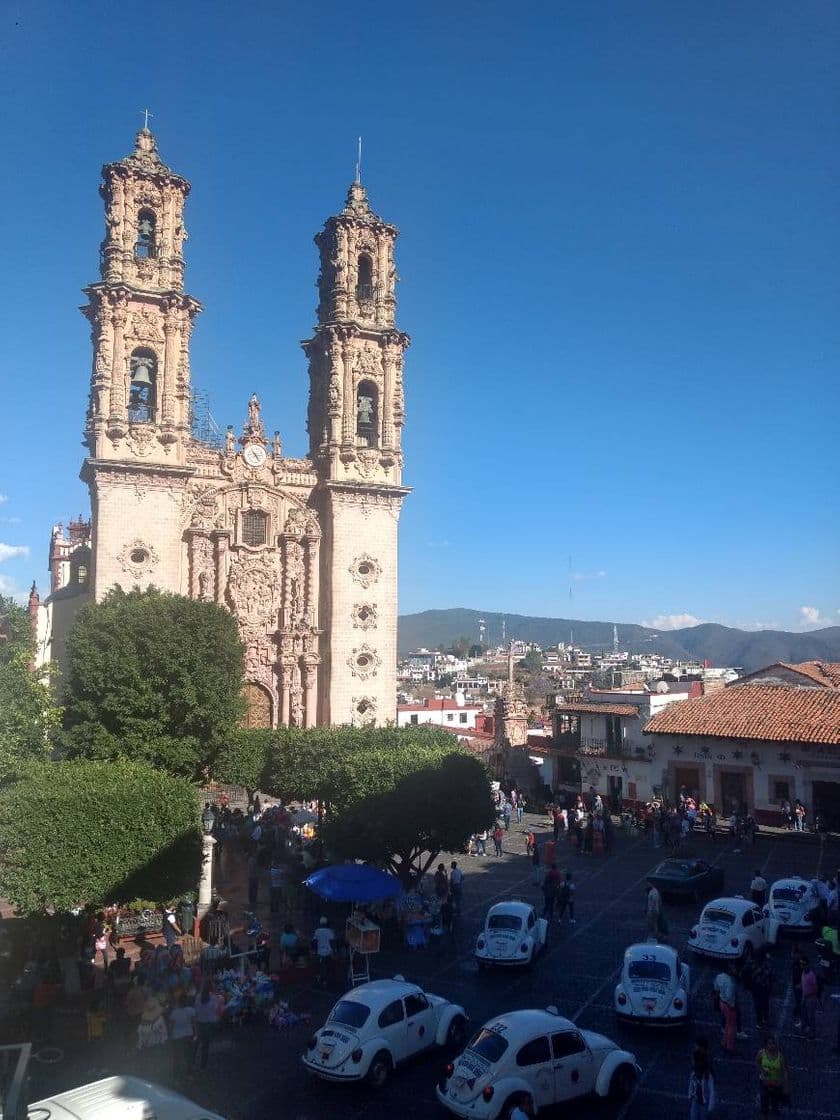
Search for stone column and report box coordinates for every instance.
[341,341,355,445]
[303,660,318,728]
[304,533,320,623]
[162,306,180,427]
[382,348,394,450]
[197,832,217,920]
[109,302,128,423]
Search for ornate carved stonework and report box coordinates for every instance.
[117,539,159,579]
[350,553,381,588]
[125,424,158,458]
[348,643,381,681]
[184,483,219,529]
[226,552,278,626]
[130,309,164,343]
[352,602,377,630]
[352,695,377,726]
[190,535,215,601]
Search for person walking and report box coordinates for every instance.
[714,967,738,1054]
[503,801,512,831]
[492,823,504,857]
[645,883,662,940]
[746,950,774,1030]
[756,1037,789,1117]
[800,959,820,1039]
[794,802,806,833]
[542,863,561,921]
[449,861,464,910]
[531,840,542,886]
[517,795,526,824]
[687,1045,716,1120]
[193,981,221,1070]
[556,872,576,923]
[168,992,196,1077]
[750,870,769,907]
[476,828,488,857]
[312,916,336,988]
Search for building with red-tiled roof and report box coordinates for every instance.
[643,676,840,828]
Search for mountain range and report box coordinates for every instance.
[397,609,840,672]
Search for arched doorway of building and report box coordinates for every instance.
[242,682,273,729]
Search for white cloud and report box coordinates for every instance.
[0,573,28,603]
[0,516,21,525]
[642,612,703,631]
[0,494,7,504]
[799,605,823,626]
[571,569,607,582]
[0,543,29,563]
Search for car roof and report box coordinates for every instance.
[771,877,812,888]
[701,897,753,914]
[27,1076,226,1120]
[655,859,696,872]
[488,900,533,916]
[624,942,678,963]
[341,979,420,1004]
[480,1009,575,1035]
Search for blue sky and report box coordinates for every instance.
[1,2,838,632]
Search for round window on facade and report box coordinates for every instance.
[357,699,372,715]
[130,548,150,565]
[358,561,372,576]
[356,654,371,670]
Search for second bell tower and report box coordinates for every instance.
[303,180,410,726]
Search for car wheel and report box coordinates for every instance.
[609,1064,637,1102]
[366,1051,391,1089]
[502,1094,533,1119]
[445,1015,468,1052]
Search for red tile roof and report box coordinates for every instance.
[644,685,840,745]
[555,702,640,718]
[735,661,840,689]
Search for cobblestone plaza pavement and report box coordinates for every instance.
[26,817,840,1119]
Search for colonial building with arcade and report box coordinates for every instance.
[39,127,410,729]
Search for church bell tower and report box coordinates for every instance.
[80,127,201,599]
[303,179,410,726]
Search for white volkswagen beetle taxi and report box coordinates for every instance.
[614,943,690,1026]
[475,900,548,969]
[303,977,468,1087]
[437,1007,638,1119]
[689,896,777,962]
[767,877,821,933]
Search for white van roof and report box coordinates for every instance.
[27,1076,226,1120]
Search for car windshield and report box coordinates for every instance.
[329,1000,370,1029]
[703,908,734,926]
[656,861,690,876]
[628,960,672,982]
[468,1028,509,1064]
[772,887,804,902]
[488,914,522,931]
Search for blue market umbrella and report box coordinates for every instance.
[303,864,402,903]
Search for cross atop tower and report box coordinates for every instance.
[141,107,153,130]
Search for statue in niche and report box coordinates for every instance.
[197,570,211,601]
[225,426,235,454]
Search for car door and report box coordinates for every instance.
[377,998,409,1062]
[551,1031,593,1101]
[514,1035,554,1108]
[403,992,435,1054]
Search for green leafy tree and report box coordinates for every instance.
[0,760,201,914]
[0,596,58,784]
[520,649,543,672]
[59,587,245,779]
[321,750,496,885]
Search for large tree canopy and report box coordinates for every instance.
[0,595,58,785]
[321,750,496,885]
[59,587,245,779]
[0,760,201,914]
[215,725,496,883]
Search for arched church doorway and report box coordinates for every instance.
[242,682,273,729]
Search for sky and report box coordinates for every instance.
[1,1,838,633]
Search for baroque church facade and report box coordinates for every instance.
[40,127,409,728]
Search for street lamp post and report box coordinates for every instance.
[197,805,217,921]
